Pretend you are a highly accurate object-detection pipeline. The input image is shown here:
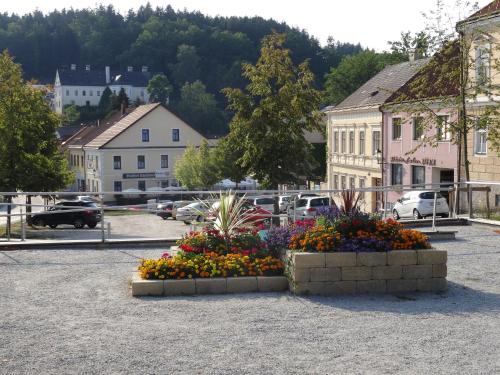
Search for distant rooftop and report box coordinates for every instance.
[464,0,500,22]
[57,66,155,87]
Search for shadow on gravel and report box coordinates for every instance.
[303,281,500,315]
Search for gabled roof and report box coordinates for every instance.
[57,68,154,87]
[330,58,430,111]
[111,71,152,86]
[464,0,500,21]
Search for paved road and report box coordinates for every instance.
[0,224,499,374]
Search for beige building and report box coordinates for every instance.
[458,1,500,210]
[62,103,215,200]
[325,59,429,212]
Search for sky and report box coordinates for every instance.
[2,0,492,51]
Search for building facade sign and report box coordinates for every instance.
[390,156,437,166]
[122,173,156,179]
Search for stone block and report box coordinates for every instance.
[372,266,402,280]
[195,278,227,294]
[257,276,289,292]
[226,277,258,293]
[341,266,372,281]
[310,267,341,282]
[356,280,387,294]
[327,281,357,295]
[292,281,356,295]
[357,252,387,266]
[293,252,325,268]
[432,264,447,278]
[131,274,164,296]
[402,265,433,279]
[163,279,195,296]
[325,252,356,267]
[417,250,447,265]
[387,279,417,293]
[417,278,447,292]
[293,268,310,282]
[387,250,417,265]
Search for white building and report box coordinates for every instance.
[53,64,153,114]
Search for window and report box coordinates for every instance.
[437,115,450,141]
[412,166,425,186]
[495,194,500,207]
[349,177,355,189]
[89,90,93,96]
[141,129,150,142]
[392,118,402,140]
[71,100,75,105]
[95,156,99,170]
[349,131,354,154]
[65,89,69,96]
[82,90,86,96]
[141,91,144,97]
[391,164,403,185]
[413,117,424,140]
[474,128,487,155]
[359,131,365,155]
[333,131,339,153]
[74,90,78,96]
[333,175,339,190]
[341,131,346,153]
[161,155,168,169]
[161,180,169,188]
[341,176,346,190]
[172,129,180,142]
[97,91,101,97]
[80,156,84,166]
[475,45,490,86]
[114,181,122,192]
[86,101,90,106]
[138,180,146,191]
[137,155,145,169]
[359,179,365,199]
[372,131,381,155]
[113,156,121,170]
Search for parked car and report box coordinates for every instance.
[176,202,208,224]
[392,191,450,220]
[278,195,292,213]
[245,196,276,212]
[290,196,331,219]
[74,195,98,202]
[171,200,193,220]
[156,200,174,220]
[27,201,101,229]
[206,201,272,226]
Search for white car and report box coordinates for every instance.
[290,196,331,219]
[392,191,449,220]
[175,202,207,224]
[246,196,276,213]
[279,195,292,213]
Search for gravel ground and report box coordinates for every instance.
[0,224,499,374]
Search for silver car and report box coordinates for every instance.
[392,191,449,220]
[176,202,207,224]
[290,196,330,219]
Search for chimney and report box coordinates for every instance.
[105,66,111,84]
[70,64,76,70]
[408,49,416,62]
[85,64,91,71]
[127,66,133,72]
[141,65,148,73]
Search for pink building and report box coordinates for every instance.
[382,110,459,204]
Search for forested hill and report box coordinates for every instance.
[0,4,362,88]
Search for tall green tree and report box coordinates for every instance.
[0,51,73,234]
[117,87,129,107]
[174,141,219,189]
[222,32,323,189]
[213,136,248,187]
[170,44,201,87]
[147,74,173,105]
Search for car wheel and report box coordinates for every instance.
[87,223,97,229]
[183,221,190,225]
[440,213,449,218]
[33,218,45,227]
[48,224,58,229]
[73,219,85,229]
[392,210,400,220]
[196,215,204,222]
[413,209,422,220]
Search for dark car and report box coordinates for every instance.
[156,201,174,220]
[27,201,101,229]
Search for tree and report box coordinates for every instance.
[213,136,248,187]
[324,50,405,105]
[170,44,201,87]
[117,88,129,108]
[222,32,323,190]
[147,74,173,105]
[175,80,227,135]
[0,51,74,235]
[388,31,433,59]
[61,104,80,125]
[98,87,115,115]
[174,141,219,189]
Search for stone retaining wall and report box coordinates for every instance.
[131,273,289,296]
[288,250,447,295]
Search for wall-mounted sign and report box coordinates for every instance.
[390,156,437,166]
[122,173,156,179]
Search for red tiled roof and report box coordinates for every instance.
[465,0,500,21]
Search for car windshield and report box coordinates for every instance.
[281,197,289,202]
[297,199,308,208]
[419,192,443,199]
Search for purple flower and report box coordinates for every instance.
[338,237,391,253]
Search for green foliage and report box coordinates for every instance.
[223,32,323,188]
[147,74,173,105]
[388,31,433,59]
[98,87,115,114]
[174,140,219,189]
[0,50,74,193]
[169,44,201,87]
[324,50,405,105]
[212,136,248,185]
[61,104,80,125]
[117,88,129,107]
